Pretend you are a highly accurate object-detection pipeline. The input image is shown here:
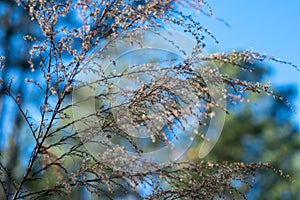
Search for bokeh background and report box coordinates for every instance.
[189,1,300,199]
[206,0,300,125]
[0,1,299,199]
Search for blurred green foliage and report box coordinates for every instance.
[188,63,300,199]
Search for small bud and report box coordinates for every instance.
[50,87,57,95]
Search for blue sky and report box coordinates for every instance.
[203,1,300,126]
